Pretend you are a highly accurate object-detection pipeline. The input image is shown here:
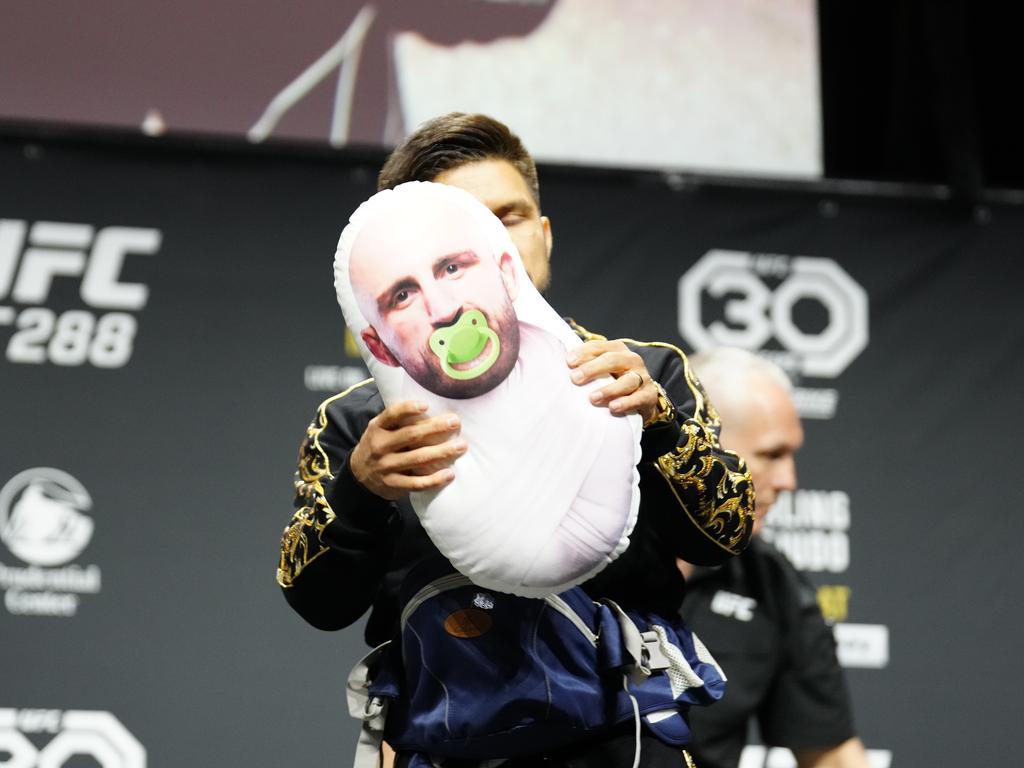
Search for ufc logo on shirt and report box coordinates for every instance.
[710,590,757,622]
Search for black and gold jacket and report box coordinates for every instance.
[278,331,754,647]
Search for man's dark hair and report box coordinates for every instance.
[378,112,540,205]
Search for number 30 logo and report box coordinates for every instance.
[0,710,145,768]
[678,250,868,378]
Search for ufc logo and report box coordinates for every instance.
[0,220,160,309]
[709,590,757,622]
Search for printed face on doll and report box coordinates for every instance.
[349,195,521,399]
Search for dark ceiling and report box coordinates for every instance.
[820,0,1022,197]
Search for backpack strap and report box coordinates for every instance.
[346,642,391,768]
[602,598,672,683]
[603,598,682,768]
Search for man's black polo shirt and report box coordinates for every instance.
[679,537,856,768]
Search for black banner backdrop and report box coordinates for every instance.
[1,132,1021,767]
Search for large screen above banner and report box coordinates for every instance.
[0,0,820,177]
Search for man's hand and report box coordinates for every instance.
[350,400,467,501]
[795,738,871,768]
[567,340,658,423]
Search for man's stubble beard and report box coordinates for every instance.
[405,300,520,399]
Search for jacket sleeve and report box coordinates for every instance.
[628,340,755,566]
[276,380,402,630]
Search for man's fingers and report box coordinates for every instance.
[565,341,659,418]
[567,340,644,386]
[588,370,644,405]
[351,400,466,500]
[381,438,468,474]
[374,400,430,430]
[368,402,461,452]
[570,345,646,388]
[570,352,631,385]
[379,413,460,455]
[607,387,658,416]
[591,372,657,415]
[566,339,615,367]
[382,466,457,493]
[351,423,464,499]
[566,339,628,373]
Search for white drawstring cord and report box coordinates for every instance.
[622,673,642,768]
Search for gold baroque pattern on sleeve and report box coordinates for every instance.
[615,338,753,555]
[276,380,372,588]
[655,421,754,556]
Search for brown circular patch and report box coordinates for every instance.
[443,608,493,639]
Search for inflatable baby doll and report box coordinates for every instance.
[334,181,641,597]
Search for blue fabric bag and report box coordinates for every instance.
[347,559,725,764]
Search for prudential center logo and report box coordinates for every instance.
[0,468,93,565]
[0,468,102,616]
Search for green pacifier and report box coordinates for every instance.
[428,309,501,380]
